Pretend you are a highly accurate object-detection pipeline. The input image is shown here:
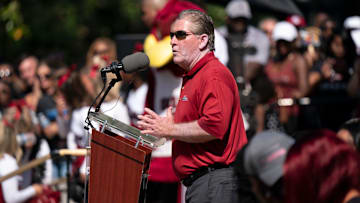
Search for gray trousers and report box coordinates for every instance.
[185,167,257,203]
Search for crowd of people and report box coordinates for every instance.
[0,0,360,202]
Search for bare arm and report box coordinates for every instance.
[293,54,309,98]
[137,107,217,143]
[244,62,263,83]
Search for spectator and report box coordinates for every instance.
[319,18,336,58]
[307,12,329,59]
[59,71,94,201]
[308,33,356,130]
[218,0,270,87]
[60,72,92,162]
[18,56,42,110]
[348,29,360,117]
[81,37,118,98]
[337,118,360,150]
[312,12,329,29]
[0,120,44,202]
[0,63,26,99]
[259,17,278,42]
[218,0,270,136]
[343,16,360,68]
[286,14,310,54]
[239,130,294,203]
[284,131,360,203]
[0,81,13,120]
[264,21,308,134]
[14,102,53,188]
[36,60,67,179]
[259,17,278,58]
[18,56,39,95]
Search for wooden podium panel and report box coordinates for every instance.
[89,129,152,203]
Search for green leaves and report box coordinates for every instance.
[1,1,29,41]
[0,0,225,64]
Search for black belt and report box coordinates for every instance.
[181,164,232,187]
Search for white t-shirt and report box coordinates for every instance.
[0,153,36,203]
[126,83,148,126]
[100,99,130,125]
[36,139,52,185]
[67,101,131,150]
[67,106,90,150]
[217,25,270,65]
[214,29,229,66]
[127,83,148,115]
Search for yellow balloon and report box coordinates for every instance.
[144,34,173,68]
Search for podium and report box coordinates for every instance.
[87,112,165,203]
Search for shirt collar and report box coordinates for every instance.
[184,52,215,78]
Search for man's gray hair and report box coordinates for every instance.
[176,9,215,51]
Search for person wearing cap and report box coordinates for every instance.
[348,29,360,104]
[138,9,249,203]
[218,0,270,137]
[344,16,360,31]
[263,21,308,134]
[237,130,294,203]
[343,16,360,69]
[218,0,270,89]
[286,14,313,55]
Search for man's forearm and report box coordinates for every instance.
[168,121,217,143]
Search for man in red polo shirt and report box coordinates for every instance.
[138,10,249,203]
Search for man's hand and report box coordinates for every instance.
[32,184,44,195]
[137,107,174,139]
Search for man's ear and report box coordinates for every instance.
[198,34,209,50]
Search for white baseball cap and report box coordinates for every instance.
[344,16,360,30]
[225,0,252,19]
[272,21,298,42]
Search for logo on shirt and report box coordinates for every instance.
[181,95,188,101]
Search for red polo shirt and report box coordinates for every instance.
[172,52,248,179]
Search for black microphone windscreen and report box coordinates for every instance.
[121,52,149,73]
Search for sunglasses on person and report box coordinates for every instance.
[170,30,195,40]
[37,73,52,80]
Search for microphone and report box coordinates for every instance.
[100,52,150,74]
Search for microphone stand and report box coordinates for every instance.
[83,70,122,203]
[94,71,122,112]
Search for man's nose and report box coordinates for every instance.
[170,36,177,46]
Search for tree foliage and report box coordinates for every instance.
[0,0,224,65]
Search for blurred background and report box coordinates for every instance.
[1,0,359,65]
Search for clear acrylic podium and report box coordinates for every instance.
[87,112,165,203]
